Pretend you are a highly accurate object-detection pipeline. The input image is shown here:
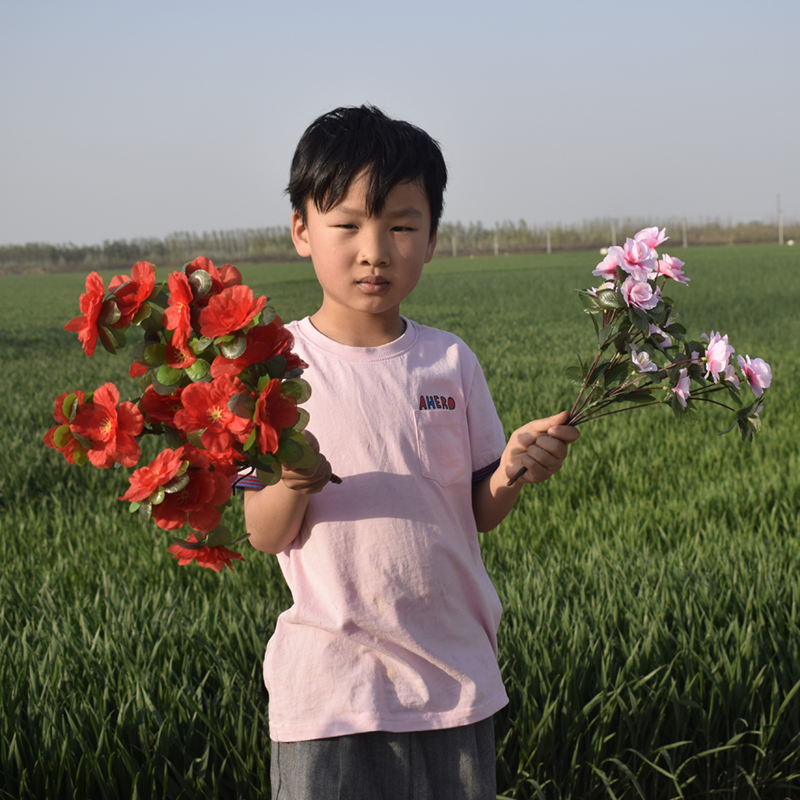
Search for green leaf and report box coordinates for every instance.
[98,298,121,327]
[276,437,304,465]
[52,425,73,449]
[265,354,288,380]
[132,303,151,325]
[151,372,178,396]
[62,393,79,421]
[193,336,213,353]
[259,305,277,326]
[144,343,166,366]
[163,473,190,494]
[187,430,206,449]
[140,307,163,333]
[256,466,281,486]
[228,393,256,419]
[128,502,141,513]
[163,426,184,448]
[185,359,209,382]
[138,500,153,521]
[603,363,630,387]
[243,427,257,452]
[148,486,166,506]
[597,325,616,349]
[72,431,93,449]
[97,325,117,355]
[282,378,312,404]
[206,525,234,547]
[627,307,649,332]
[107,326,127,349]
[613,390,655,405]
[578,292,601,313]
[596,289,623,310]
[563,365,583,384]
[293,407,310,432]
[156,364,183,386]
[218,331,247,360]
[187,269,212,299]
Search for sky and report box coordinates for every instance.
[1,0,798,246]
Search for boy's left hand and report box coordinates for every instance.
[503,411,580,485]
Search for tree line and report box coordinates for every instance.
[1,218,796,274]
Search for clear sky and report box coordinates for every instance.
[1,0,797,246]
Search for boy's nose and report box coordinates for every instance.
[357,231,390,267]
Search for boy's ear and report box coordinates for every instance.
[291,211,312,258]
[424,228,437,264]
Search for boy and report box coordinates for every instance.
[242,105,579,799]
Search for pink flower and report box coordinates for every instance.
[613,239,657,282]
[592,252,621,280]
[702,331,735,383]
[723,364,740,388]
[634,227,668,250]
[621,277,660,310]
[690,350,701,365]
[647,323,671,348]
[630,348,658,373]
[657,254,689,284]
[737,355,772,397]
[671,368,691,408]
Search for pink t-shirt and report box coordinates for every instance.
[260,317,508,741]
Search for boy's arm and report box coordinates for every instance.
[243,432,332,555]
[472,411,579,533]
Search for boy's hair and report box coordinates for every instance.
[287,105,447,233]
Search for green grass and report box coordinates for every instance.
[2,243,799,798]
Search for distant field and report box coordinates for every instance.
[2,244,799,799]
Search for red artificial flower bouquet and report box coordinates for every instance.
[45,257,328,572]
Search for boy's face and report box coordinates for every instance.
[291,172,437,343]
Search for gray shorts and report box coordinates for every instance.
[270,716,496,800]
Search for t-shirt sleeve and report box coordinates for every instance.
[464,354,507,481]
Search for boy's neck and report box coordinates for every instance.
[310,306,406,347]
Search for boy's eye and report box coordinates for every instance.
[392,226,413,232]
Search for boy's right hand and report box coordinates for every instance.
[281,430,333,494]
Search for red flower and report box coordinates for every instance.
[255,379,299,454]
[129,361,148,378]
[120,447,187,503]
[185,257,242,305]
[162,272,194,351]
[108,261,156,327]
[173,376,254,455]
[152,467,231,532]
[167,533,244,572]
[139,386,184,427]
[71,382,144,468]
[63,272,105,356]
[165,342,197,370]
[198,285,267,339]
[210,318,308,379]
[43,390,89,464]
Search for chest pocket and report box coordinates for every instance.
[413,409,467,487]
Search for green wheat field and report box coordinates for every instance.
[2,244,799,799]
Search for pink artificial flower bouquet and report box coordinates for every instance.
[569,227,771,433]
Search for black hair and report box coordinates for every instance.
[287,105,447,233]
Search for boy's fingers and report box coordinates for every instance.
[545,425,580,444]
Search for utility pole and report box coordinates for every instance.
[493,227,499,256]
[546,228,551,254]
[778,194,784,245]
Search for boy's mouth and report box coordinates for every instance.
[356,276,390,294]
